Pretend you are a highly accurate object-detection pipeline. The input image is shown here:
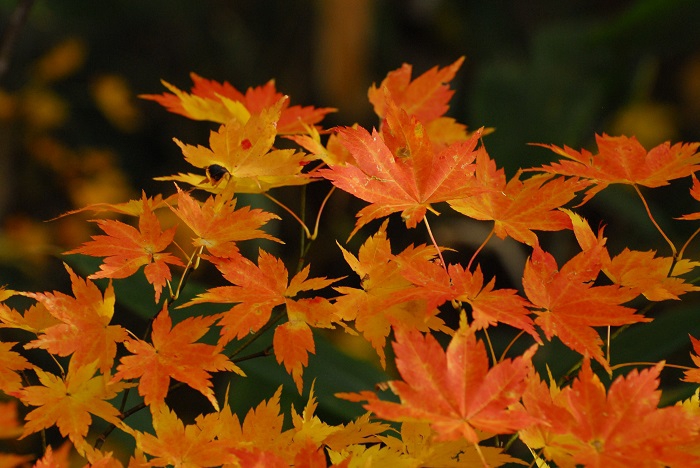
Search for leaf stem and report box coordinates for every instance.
[677,225,700,269]
[172,246,204,301]
[467,225,495,272]
[609,361,692,373]
[482,328,498,366]
[264,192,312,239]
[634,184,677,258]
[422,216,446,270]
[499,330,526,362]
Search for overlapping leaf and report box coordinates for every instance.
[521,360,700,466]
[65,193,184,302]
[378,422,526,467]
[319,97,484,237]
[171,186,280,258]
[135,405,236,467]
[522,243,645,371]
[0,341,31,395]
[23,265,127,374]
[182,250,341,392]
[393,249,540,341]
[334,221,450,367]
[142,73,335,132]
[18,360,132,454]
[112,305,243,410]
[162,98,313,193]
[368,58,469,145]
[566,209,700,300]
[339,316,537,443]
[449,149,589,245]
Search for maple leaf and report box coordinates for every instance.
[112,305,243,410]
[448,149,589,246]
[53,192,178,220]
[378,421,527,467]
[182,250,341,392]
[368,57,463,124]
[338,315,537,444]
[520,360,700,467]
[209,386,292,455]
[683,335,700,384]
[536,134,700,204]
[678,172,700,220]
[522,244,645,371]
[135,404,236,467]
[333,221,451,367]
[285,123,354,166]
[65,193,184,302]
[396,249,540,342]
[604,248,700,301]
[163,98,313,193]
[0,341,31,395]
[0,301,60,334]
[319,96,484,238]
[23,265,128,374]
[142,73,335,132]
[566,208,700,301]
[18,360,132,453]
[170,186,280,258]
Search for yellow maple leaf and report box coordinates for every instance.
[18,360,133,453]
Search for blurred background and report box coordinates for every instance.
[2,0,700,462]
[0,0,699,281]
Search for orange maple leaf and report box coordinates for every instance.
[162,98,313,193]
[135,404,237,467]
[18,360,132,453]
[209,386,292,454]
[0,301,59,334]
[65,193,184,302]
[678,173,700,220]
[0,341,31,395]
[399,257,541,343]
[683,335,700,384]
[112,305,243,410]
[521,360,700,466]
[333,221,451,367]
[378,421,527,467]
[171,186,280,258]
[23,265,127,374]
[448,148,589,246]
[368,58,463,122]
[32,444,72,468]
[338,316,537,444]
[319,97,484,238]
[536,134,700,204]
[141,73,335,133]
[566,209,700,301]
[522,244,646,371]
[53,192,178,220]
[182,250,341,392]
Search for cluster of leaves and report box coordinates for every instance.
[3,58,700,467]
